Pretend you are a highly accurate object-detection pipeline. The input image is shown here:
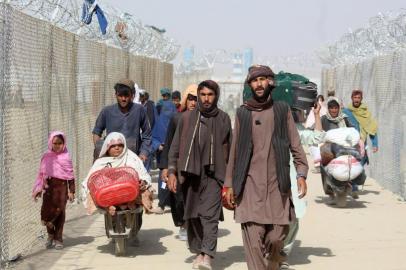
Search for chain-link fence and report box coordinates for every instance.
[321,49,406,200]
[0,3,173,262]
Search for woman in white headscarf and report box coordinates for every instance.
[82,132,152,215]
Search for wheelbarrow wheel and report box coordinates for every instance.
[114,238,127,256]
[335,191,347,208]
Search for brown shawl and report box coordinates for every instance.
[177,85,232,184]
[244,85,274,112]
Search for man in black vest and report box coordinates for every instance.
[224,65,308,270]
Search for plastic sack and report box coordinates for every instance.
[324,127,360,147]
[309,146,321,163]
[326,155,363,181]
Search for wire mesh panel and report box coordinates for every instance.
[156,61,166,95]
[1,4,52,260]
[128,55,145,89]
[0,3,8,263]
[0,4,173,262]
[75,39,106,186]
[321,50,406,200]
[399,52,406,198]
[49,27,78,188]
[144,58,160,101]
[163,62,174,90]
[105,47,129,106]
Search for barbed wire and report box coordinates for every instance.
[5,0,180,62]
[318,9,406,66]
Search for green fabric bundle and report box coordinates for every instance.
[242,71,312,107]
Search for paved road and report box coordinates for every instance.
[13,169,406,270]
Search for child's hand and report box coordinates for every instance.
[33,191,42,202]
[68,192,75,203]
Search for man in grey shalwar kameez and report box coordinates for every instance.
[224,65,309,270]
[167,80,232,270]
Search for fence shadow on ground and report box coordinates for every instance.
[11,235,96,270]
[11,213,98,270]
[184,245,246,270]
[314,196,370,209]
[288,240,334,266]
[62,236,96,248]
[96,228,173,257]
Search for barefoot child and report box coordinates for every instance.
[32,131,75,250]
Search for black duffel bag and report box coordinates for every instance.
[273,72,318,111]
[291,81,318,110]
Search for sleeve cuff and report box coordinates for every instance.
[296,173,307,180]
[168,168,176,175]
[92,129,102,136]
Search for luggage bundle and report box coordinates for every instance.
[242,71,318,110]
[88,166,140,207]
[320,142,362,166]
[326,155,363,182]
[272,72,318,110]
[320,128,364,181]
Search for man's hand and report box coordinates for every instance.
[297,177,307,199]
[68,192,75,203]
[167,174,177,193]
[313,102,321,115]
[158,144,164,151]
[92,134,102,146]
[161,169,169,183]
[139,154,148,162]
[372,146,378,153]
[225,187,236,209]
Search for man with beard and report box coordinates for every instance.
[342,89,378,197]
[167,80,232,270]
[224,65,308,270]
[92,79,151,162]
[159,84,198,239]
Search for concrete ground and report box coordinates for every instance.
[12,168,406,270]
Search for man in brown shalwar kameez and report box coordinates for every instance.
[224,65,309,270]
[167,80,232,270]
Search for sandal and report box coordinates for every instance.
[192,254,204,269]
[45,238,54,249]
[280,261,290,269]
[198,255,212,270]
[54,241,64,250]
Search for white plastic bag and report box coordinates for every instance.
[324,127,360,147]
[326,155,363,181]
[309,146,321,163]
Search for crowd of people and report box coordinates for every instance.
[31,65,379,270]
